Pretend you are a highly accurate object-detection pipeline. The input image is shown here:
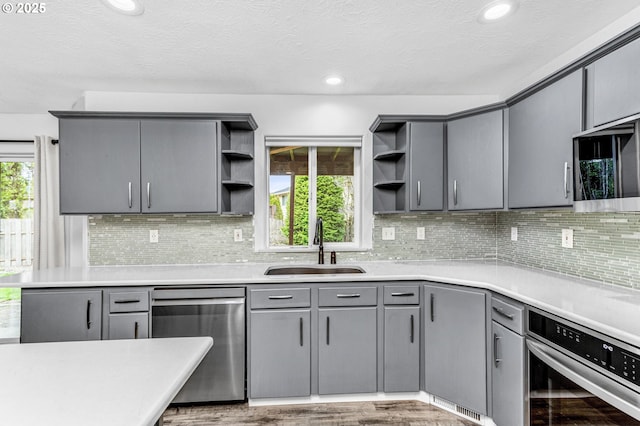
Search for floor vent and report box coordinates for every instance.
[430,395,483,424]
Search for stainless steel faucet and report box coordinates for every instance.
[313,218,324,264]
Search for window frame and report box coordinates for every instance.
[265,136,363,252]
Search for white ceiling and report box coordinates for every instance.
[2,0,640,113]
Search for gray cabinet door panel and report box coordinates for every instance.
[107,313,149,340]
[21,290,102,343]
[141,120,218,213]
[384,306,420,392]
[448,110,503,210]
[508,70,582,208]
[250,310,311,398]
[318,307,377,394]
[491,321,525,426]
[424,284,487,414]
[591,37,640,127]
[409,122,444,211]
[59,119,141,214]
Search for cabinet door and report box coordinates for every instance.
[491,321,525,426]
[424,284,487,414]
[384,306,420,392]
[107,313,149,340]
[140,120,218,213]
[589,37,640,127]
[59,118,141,214]
[508,70,582,208]
[448,110,503,210]
[21,290,102,343]
[318,307,377,394]
[249,310,311,398]
[408,122,444,211]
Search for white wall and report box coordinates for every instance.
[0,114,58,140]
[82,91,500,250]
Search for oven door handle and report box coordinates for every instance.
[526,338,640,421]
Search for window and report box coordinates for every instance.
[0,141,34,342]
[267,136,361,250]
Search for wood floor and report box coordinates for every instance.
[162,400,477,425]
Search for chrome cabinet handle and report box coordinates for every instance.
[268,295,293,300]
[337,293,360,298]
[417,180,421,206]
[134,321,139,339]
[492,306,515,320]
[128,182,132,208]
[494,333,502,366]
[453,180,458,206]
[410,314,414,343]
[564,161,570,199]
[146,182,151,208]
[430,293,435,322]
[86,300,92,330]
[299,317,303,347]
[114,299,141,304]
[391,292,415,297]
[326,316,330,345]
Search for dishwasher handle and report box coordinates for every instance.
[152,297,245,307]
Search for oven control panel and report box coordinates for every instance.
[529,310,639,388]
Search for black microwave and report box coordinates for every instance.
[573,115,640,212]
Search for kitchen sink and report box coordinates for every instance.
[264,265,366,275]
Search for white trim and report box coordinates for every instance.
[265,135,363,147]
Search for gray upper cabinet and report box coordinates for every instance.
[587,37,640,128]
[508,70,583,208]
[371,117,443,213]
[409,122,444,211]
[140,120,217,213]
[52,111,257,215]
[21,289,102,343]
[59,118,141,214]
[447,110,503,210]
[424,283,488,415]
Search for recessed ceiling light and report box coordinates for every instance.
[325,76,344,86]
[479,0,517,23]
[101,0,144,15]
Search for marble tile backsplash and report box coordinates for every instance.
[88,211,640,289]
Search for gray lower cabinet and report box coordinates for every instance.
[491,321,525,426]
[424,284,488,415]
[384,306,420,392]
[250,309,311,398]
[587,36,640,127]
[447,110,503,210]
[21,289,102,343]
[508,70,583,208]
[318,307,377,394]
[107,313,149,340]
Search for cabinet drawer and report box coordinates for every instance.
[250,288,310,309]
[319,287,377,307]
[383,285,419,305]
[491,296,524,334]
[109,291,149,313]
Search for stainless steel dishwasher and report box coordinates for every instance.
[151,287,245,403]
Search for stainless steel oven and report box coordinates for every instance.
[526,307,640,425]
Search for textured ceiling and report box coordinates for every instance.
[1,0,640,113]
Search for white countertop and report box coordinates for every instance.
[0,337,212,426]
[1,260,639,347]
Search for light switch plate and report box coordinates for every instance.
[233,229,243,242]
[382,227,395,240]
[417,227,425,240]
[511,227,518,241]
[562,229,573,248]
[149,229,159,243]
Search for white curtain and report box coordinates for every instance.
[33,136,65,269]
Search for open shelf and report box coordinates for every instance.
[222,180,254,188]
[374,180,405,190]
[222,150,253,160]
[220,121,255,214]
[373,150,405,161]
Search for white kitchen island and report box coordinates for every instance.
[0,336,213,426]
